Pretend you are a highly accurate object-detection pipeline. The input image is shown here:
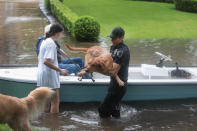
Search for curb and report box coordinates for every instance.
[39,0,56,24]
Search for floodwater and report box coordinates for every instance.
[1,0,197,131]
[32,100,197,131]
[0,0,47,64]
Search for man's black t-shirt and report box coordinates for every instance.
[110,41,130,83]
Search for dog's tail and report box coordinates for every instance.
[65,43,88,53]
[22,87,55,120]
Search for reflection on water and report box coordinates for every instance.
[52,36,197,66]
[5,16,41,24]
[0,0,47,64]
[126,38,197,66]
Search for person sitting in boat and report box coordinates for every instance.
[36,24,89,78]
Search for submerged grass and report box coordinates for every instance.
[63,0,197,39]
[0,124,43,131]
[0,124,12,131]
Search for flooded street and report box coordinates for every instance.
[0,0,47,64]
[1,0,197,131]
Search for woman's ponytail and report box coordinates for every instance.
[44,23,64,40]
[45,32,51,39]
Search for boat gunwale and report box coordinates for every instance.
[1,75,197,86]
[0,64,197,85]
[0,64,197,67]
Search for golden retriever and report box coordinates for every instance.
[65,44,124,86]
[0,87,55,131]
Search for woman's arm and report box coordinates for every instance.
[44,58,68,75]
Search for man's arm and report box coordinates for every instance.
[109,63,120,76]
[100,62,120,76]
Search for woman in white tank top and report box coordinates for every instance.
[37,23,68,113]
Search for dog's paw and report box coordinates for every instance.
[78,72,82,77]
[78,77,82,81]
[78,70,86,77]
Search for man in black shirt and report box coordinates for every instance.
[98,27,130,118]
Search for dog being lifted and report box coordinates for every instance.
[0,87,55,131]
[65,44,124,86]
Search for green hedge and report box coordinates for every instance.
[49,0,78,34]
[174,0,197,13]
[45,0,100,41]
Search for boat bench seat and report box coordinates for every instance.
[141,64,169,79]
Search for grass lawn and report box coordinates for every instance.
[63,0,197,39]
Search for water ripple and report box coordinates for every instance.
[61,125,77,130]
[124,125,142,131]
[5,16,42,24]
[121,105,138,118]
[70,116,98,125]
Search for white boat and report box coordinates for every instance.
[0,63,197,102]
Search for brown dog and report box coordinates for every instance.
[65,44,124,86]
[0,87,55,131]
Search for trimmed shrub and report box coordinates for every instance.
[174,0,197,13]
[74,16,100,42]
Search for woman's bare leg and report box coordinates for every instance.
[50,89,59,113]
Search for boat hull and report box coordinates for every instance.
[1,78,197,102]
